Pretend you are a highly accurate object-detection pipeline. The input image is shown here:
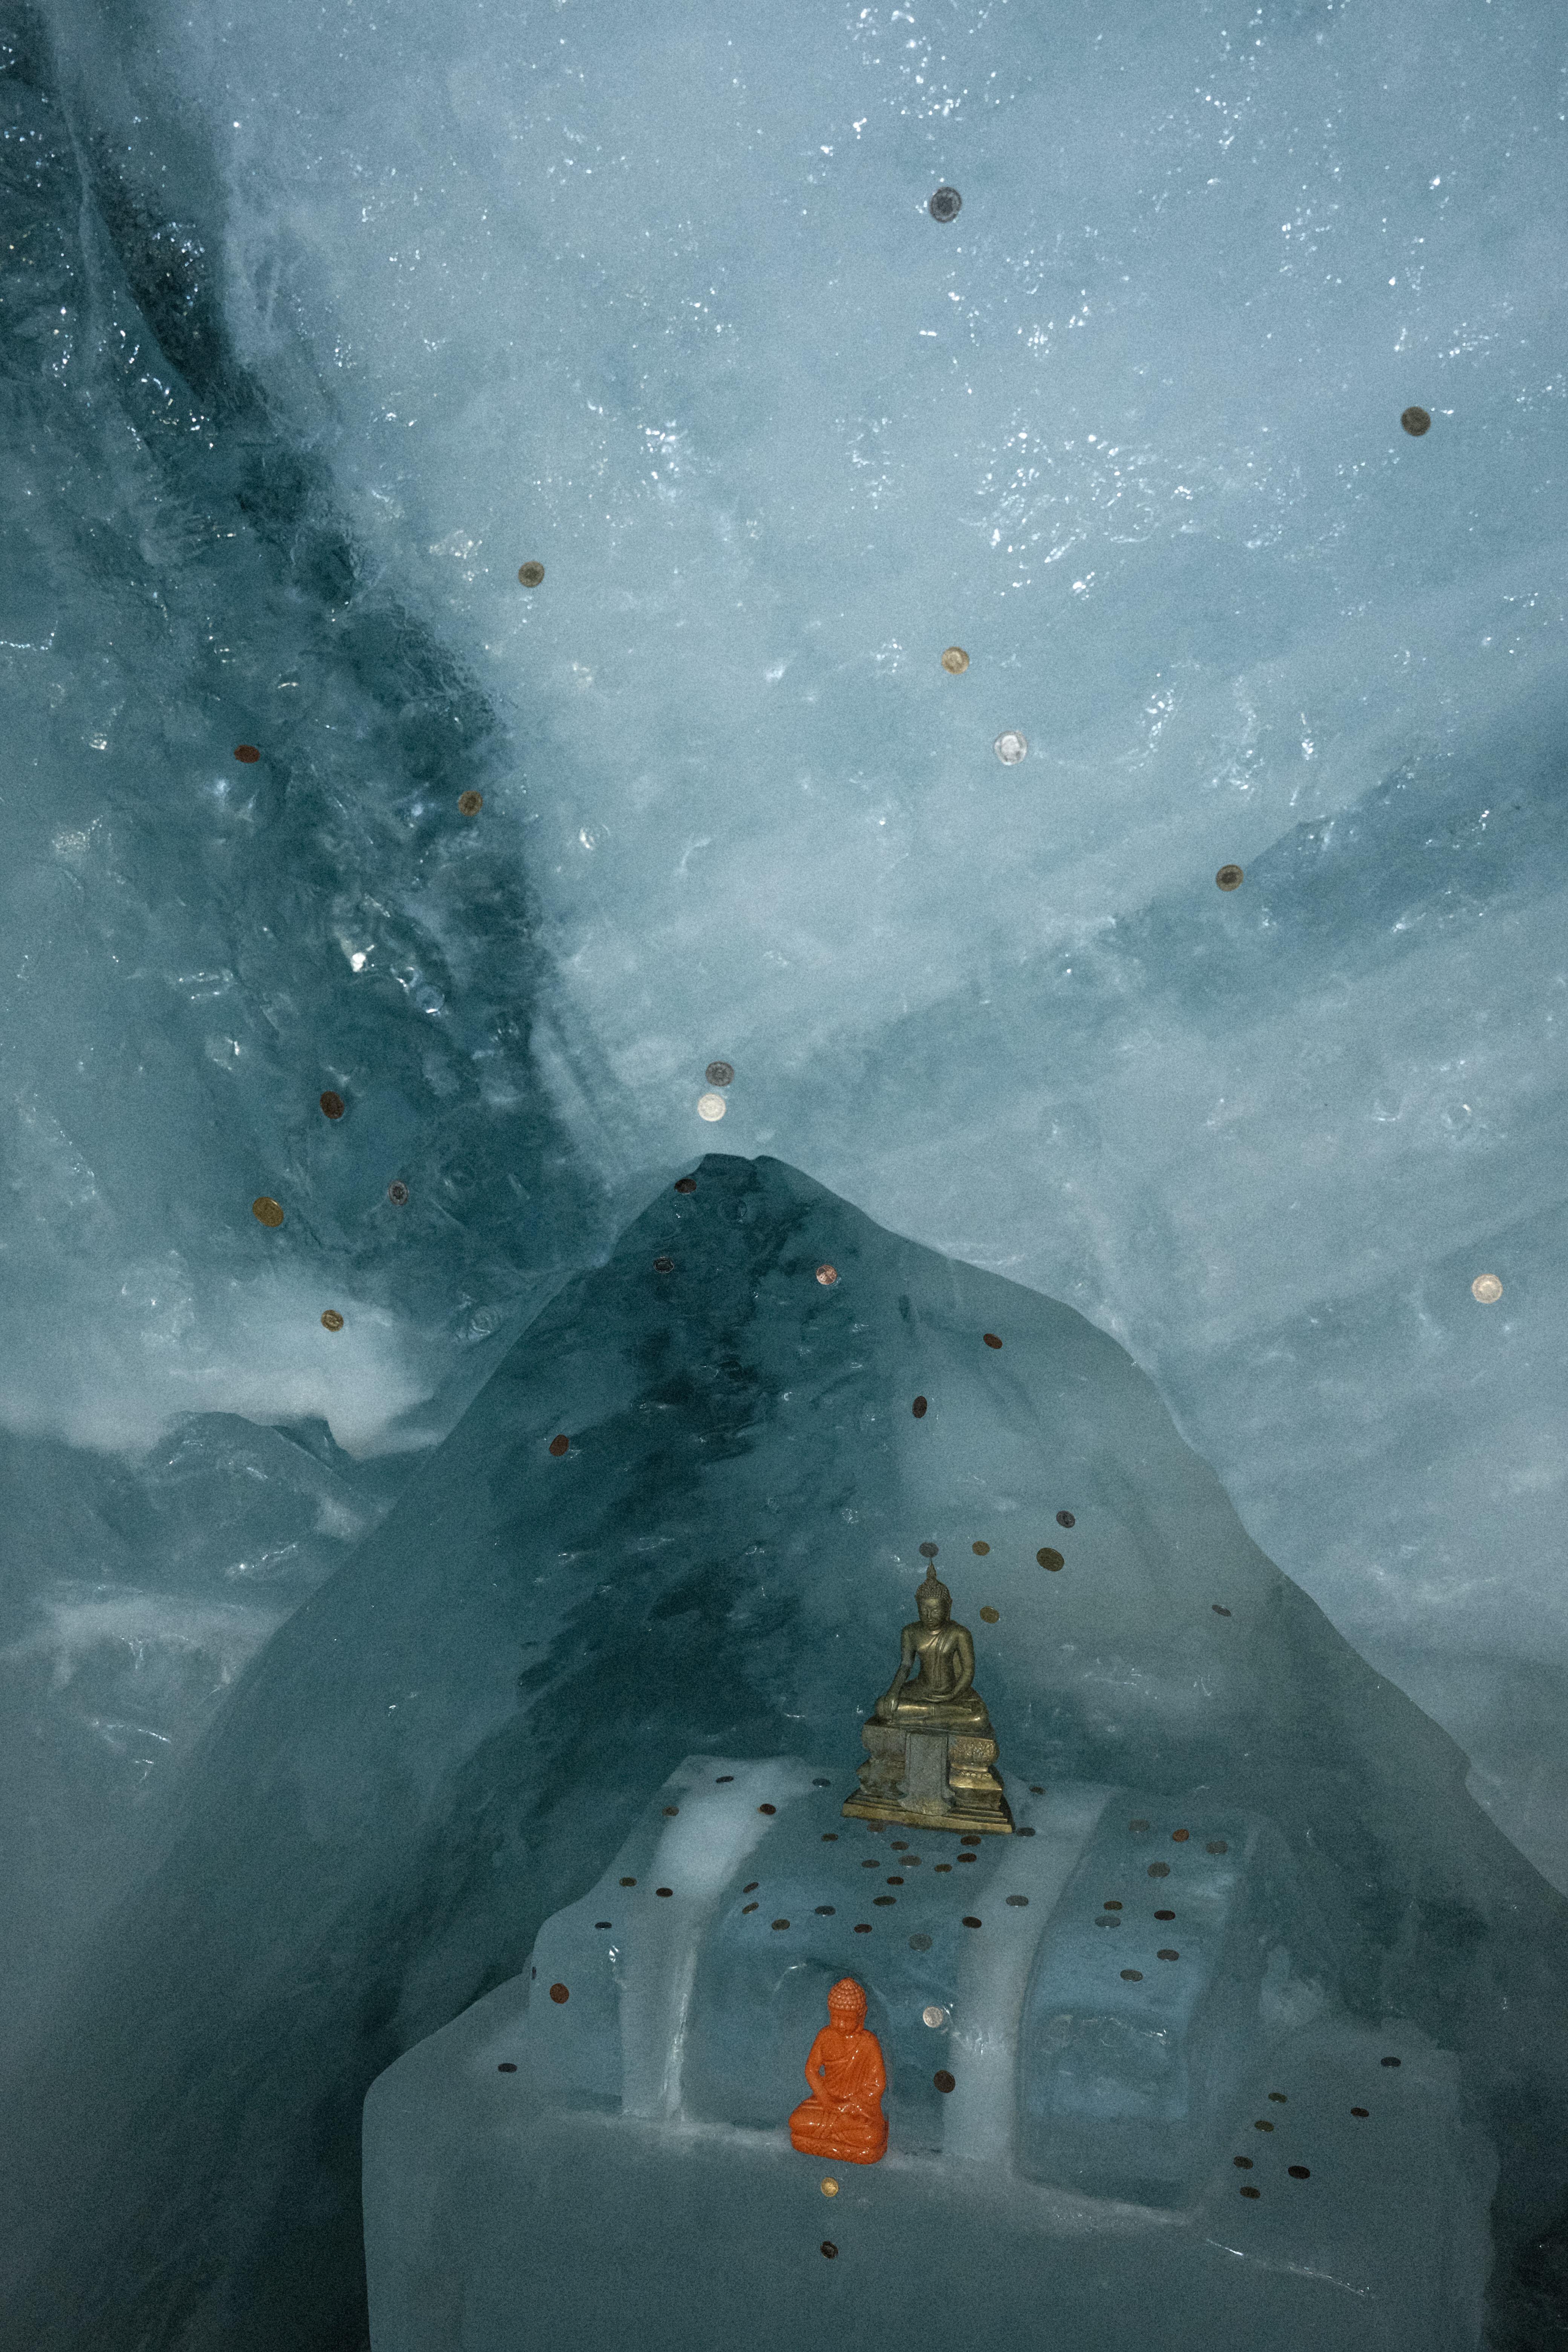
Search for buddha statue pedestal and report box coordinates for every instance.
[841,1559,1013,1836]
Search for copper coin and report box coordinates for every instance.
[982,1332,1001,1349]
[1171,1828,1189,1842]
[972,1541,989,1556]
[821,2242,838,2259]
[1037,1548,1064,1571]
[548,1434,569,1457]
[251,1196,283,1228]
[1216,864,1243,891]
[233,744,260,763]
[933,2069,956,2092]
[941,646,969,674]
[1400,407,1431,436]
[320,1310,344,1332]
[548,1983,570,2004]
[674,1176,697,1193]
[758,1803,777,1815]
[518,562,545,585]
[319,1090,345,1119]
[1288,2166,1310,2179]
[815,1263,838,1285]
[458,790,483,815]
[912,1396,928,1418]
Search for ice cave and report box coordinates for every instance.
[1,1,1565,2346]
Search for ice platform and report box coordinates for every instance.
[364,1759,1492,2352]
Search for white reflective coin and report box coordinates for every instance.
[697,1092,727,1122]
[993,730,1027,765]
[922,2004,945,2028]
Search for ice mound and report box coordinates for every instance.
[2,1155,1564,2352]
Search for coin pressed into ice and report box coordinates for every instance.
[993,730,1027,765]
[1471,1274,1502,1304]
[697,1092,727,1122]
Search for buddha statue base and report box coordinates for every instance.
[842,1718,1013,1836]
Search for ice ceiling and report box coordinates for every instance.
[3,0,1566,2178]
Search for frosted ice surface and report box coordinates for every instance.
[364,1761,1490,2352]
[2,0,1568,2343]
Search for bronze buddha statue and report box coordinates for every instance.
[843,1557,1012,1834]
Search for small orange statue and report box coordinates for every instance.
[789,1978,888,2165]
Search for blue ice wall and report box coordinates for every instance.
[2,0,1566,2344]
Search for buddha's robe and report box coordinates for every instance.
[789,2023,888,2164]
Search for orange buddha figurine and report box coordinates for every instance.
[789,1977,888,2165]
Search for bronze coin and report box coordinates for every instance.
[1157,1948,1179,1961]
[758,1803,777,1815]
[821,2242,838,2259]
[961,1916,982,1929]
[387,1180,409,1205]
[1056,1511,1075,1528]
[498,2062,517,2073]
[458,791,483,816]
[1216,864,1243,891]
[979,1606,999,1624]
[548,1983,570,2004]
[743,1883,758,1893]
[928,187,962,222]
[518,561,545,585]
[320,1310,344,1332]
[1400,407,1431,436]
[1351,2107,1369,2118]
[1239,2185,1260,2199]
[933,2069,956,2093]
[1037,1548,1064,1571]
[1233,2156,1253,2169]
[960,1835,982,1846]
[982,1332,1002,1349]
[1120,1969,1143,1981]
[620,1877,636,1886]
[653,1256,674,1272]
[1381,2056,1401,2067]
[772,1919,790,1931]
[251,1196,284,1228]
[233,744,260,763]
[972,1541,989,1555]
[655,1887,673,1898]
[741,1902,758,1914]
[1288,2166,1311,2179]
[941,646,969,674]
[674,1176,697,1192]
[1171,1828,1189,1842]
[873,1896,895,1907]
[912,1396,928,1418]
[320,1091,345,1119]
[1155,1909,1175,1921]
[548,1434,569,1457]
[853,1923,871,1933]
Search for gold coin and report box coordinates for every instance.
[979,1606,999,1624]
[518,561,545,586]
[1471,1273,1502,1304]
[251,1196,284,1228]
[941,646,969,675]
[1216,864,1243,891]
[819,2178,839,2198]
[320,1309,344,1332]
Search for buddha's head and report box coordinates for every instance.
[827,1978,867,2026]
[916,1566,951,1628]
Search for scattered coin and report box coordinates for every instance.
[993,730,1027,765]
[319,1091,345,1119]
[518,561,545,585]
[941,646,969,674]
[251,1197,283,1228]
[233,744,260,763]
[1216,864,1243,891]
[705,1061,734,1087]
[1472,1273,1502,1304]
[458,791,483,815]
[1400,407,1431,436]
[816,1264,838,1285]
[387,1180,409,1206]
[697,1092,727,1121]
[928,187,962,222]
[320,1310,344,1332]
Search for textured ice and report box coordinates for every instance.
[364,1765,1491,2351]
[2,0,1567,2343]
[4,1158,1566,2351]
